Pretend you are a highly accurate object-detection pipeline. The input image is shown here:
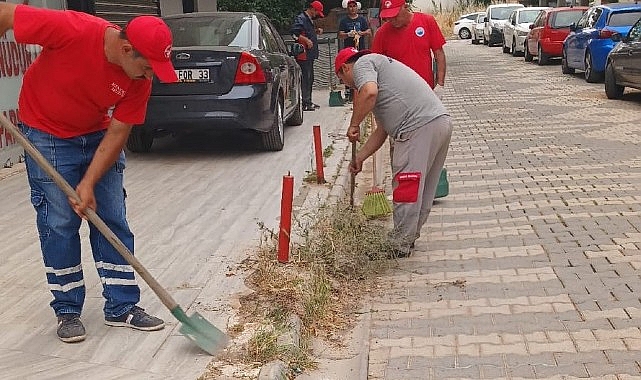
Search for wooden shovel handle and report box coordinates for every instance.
[0,114,179,311]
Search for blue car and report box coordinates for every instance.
[561,3,641,83]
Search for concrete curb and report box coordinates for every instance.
[258,109,368,380]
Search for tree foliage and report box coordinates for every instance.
[217,0,306,33]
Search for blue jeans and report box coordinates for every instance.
[20,123,140,318]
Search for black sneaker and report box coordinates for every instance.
[312,102,320,109]
[105,306,165,331]
[303,104,315,111]
[57,314,86,343]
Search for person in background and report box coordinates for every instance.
[0,2,177,343]
[335,47,452,258]
[290,0,325,111]
[338,0,371,101]
[372,0,446,97]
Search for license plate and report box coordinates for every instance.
[176,69,210,83]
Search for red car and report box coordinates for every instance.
[525,7,588,65]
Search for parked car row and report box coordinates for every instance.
[467,3,641,102]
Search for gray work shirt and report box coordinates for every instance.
[352,53,448,139]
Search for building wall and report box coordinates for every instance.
[160,0,217,16]
[0,0,61,168]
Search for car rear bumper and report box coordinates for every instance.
[515,35,527,51]
[540,39,563,57]
[488,28,502,44]
[142,85,273,133]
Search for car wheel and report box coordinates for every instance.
[262,98,284,151]
[511,38,519,57]
[604,61,624,100]
[537,45,549,66]
[561,49,574,74]
[524,43,533,62]
[459,28,471,39]
[584,51,603,83]
[126,128,153,153]
[285,82,304,126]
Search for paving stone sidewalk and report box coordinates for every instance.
[365,40,641,379]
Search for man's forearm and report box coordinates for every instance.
[81,120,132,187]
[434,49,446,86]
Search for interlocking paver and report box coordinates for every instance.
[363,39,641,379]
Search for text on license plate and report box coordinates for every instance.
[176,69,210,82]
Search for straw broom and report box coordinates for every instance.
[362,114,392,218]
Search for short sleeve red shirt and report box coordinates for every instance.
[371,13,446,88]
[13,5,151,138]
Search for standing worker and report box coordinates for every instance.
[338,0,371,50]
[290,0,325,111]
[338,0,371,101]
[0,3,177,343]
[372,0,446,96]
[335,48,452,257]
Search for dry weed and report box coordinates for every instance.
[234,202,395,374]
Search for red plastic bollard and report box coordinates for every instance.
[278,173,294,263]
[312,125,326,184]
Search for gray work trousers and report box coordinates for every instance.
[391,115,453,252]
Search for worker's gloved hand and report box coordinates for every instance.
[433,84,444,100]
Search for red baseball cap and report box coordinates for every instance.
[380,0,405,19]
[334,47,371,75]
[125,16,178,83]
[310,1,325,18]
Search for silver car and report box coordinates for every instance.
[471,12,486,45]
[502,7,549,55]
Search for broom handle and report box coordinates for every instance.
[0,114,180,312]
[350,141,356,207]
[370,113,378,188]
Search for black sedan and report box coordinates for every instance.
[604,17,641,100]
[128,12,304,152]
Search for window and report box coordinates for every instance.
[628,19,641,42]
[586,8,602,28]
[167,15,253,47]
[519,10,542,24]
[551,10,586,29]
[608,11,641,28]
[260,22,279,52]
[533,12,544,28]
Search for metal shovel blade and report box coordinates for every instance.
[172,307,228,355]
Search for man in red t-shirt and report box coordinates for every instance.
[372,0,446,96]
[0,3,177,343]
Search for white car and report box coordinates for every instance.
[454,12,485,39]
[471,12,486,45]
[483,3,524,46]
[502,7,549,55]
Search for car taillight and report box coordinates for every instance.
[599,29,615,39]
[234,52,266,84]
